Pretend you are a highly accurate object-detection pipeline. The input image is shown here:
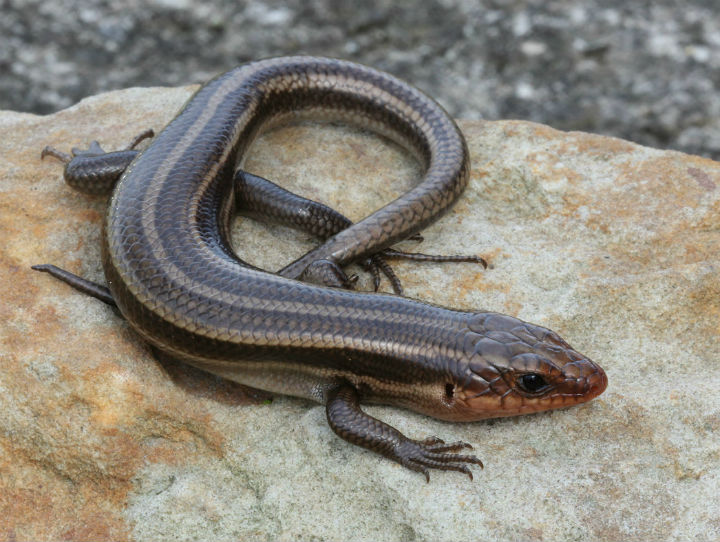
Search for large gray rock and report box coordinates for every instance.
[1,85,717,540]
[2,1,720,159]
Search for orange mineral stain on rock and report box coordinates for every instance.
[81,362,147,427]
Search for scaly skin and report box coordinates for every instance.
[35,57,607,480]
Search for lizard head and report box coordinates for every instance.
[442,312,607,421]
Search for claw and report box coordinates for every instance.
[426,440,474,453]
[458,465,474,481]
[397,437,483,481]
[366,258,381,291]
[40,146,71,163]
[125,128,155,150]
[404,458,432,482]
[383,248,488,269]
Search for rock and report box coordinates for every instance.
[1,86,718,541]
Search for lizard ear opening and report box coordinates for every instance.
[444,382,456,403]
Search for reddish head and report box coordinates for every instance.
[441,313,607,421]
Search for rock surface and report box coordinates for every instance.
[1,86,718,541]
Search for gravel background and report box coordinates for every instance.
[2,0,719,159]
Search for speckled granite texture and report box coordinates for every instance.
[1,86,718,541]
[2,0,720,159]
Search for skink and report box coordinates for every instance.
[34,56,607,480]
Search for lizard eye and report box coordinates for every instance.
[517,373,549,394]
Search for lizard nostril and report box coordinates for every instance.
[587,368,608,397]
